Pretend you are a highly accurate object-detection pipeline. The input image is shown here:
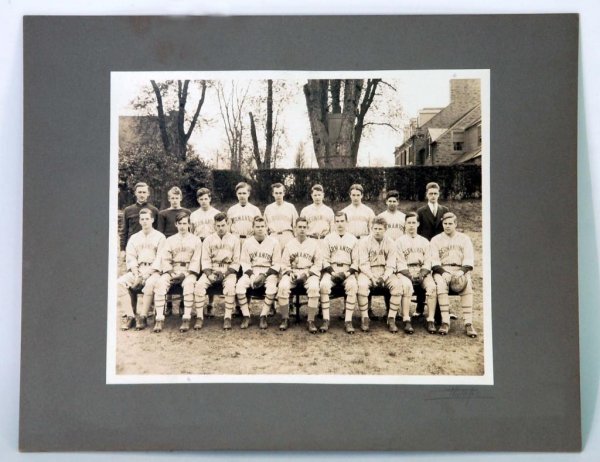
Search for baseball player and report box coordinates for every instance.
[119,182,159,260]
[430,212,477,337]
[194,212,241,329]
[190,188,221,241]
[415,181,456,320]
[189,187,221,317]
[396,212,438,334]
[157,186,192,238]
[117,208,165,330]
[264,183,298,248]
[152,212,202,333]
[235,216,282,331]
[227,182,261,241]
[341,184,375,239]
[378,190,406,241]
[356,217,411,334]
[300,184,335,239]
[277,217,322,332]
[319,211,359,333]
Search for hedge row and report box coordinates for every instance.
[119,165,481,209]
[254,165,481,203]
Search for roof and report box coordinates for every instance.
[428,128,446,143]
[451,147,482,165]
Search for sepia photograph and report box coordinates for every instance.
[107,70,491,384]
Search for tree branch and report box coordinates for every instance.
[360,121,400,132]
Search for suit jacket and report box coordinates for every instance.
[416,204,449,241]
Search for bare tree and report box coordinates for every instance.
[216,81,251,172]
[147,80,207,161]
[294,142,308,168]
[304,79,400,168]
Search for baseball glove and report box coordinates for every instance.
[252,273,267,289]
[212,271,224,284]
[450,274,468,293]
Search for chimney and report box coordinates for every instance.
[450,79,481,105]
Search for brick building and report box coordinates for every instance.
[395,79,482,166]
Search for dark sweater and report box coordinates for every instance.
[120,202,159,250]
[157,207,192,238]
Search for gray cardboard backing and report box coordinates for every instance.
[21,15,580,451]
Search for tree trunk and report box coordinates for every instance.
[150,80,172,157]
[303,80,329,167]
[265,79,273,168]
[248,111,264,169]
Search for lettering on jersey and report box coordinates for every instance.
[231,215,255,223]
[288,252,314,265]
[329,244,354,255]
[249,251,273,262]
[306,214,326,223]
[402,247,427,260]
[438,244,463,262]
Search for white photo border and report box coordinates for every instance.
[107,69,492,385]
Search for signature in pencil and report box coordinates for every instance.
[425,387,493,405]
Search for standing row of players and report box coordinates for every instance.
[118,181,476,337]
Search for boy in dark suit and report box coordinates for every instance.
[417,182,449,241]
[415,182,456,320]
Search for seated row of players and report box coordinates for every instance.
[118,181,476,337]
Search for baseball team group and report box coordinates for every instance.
[117,180,478,338]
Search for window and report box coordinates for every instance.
[453,142,464,151]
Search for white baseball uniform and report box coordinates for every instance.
[117,228,166,319]
[300,203,335,239]
[227,203,261,239]
[264,201,298,248]
[357,234,411,319]
[278,237,322,320]
[319,232,359,319]
[194,232,241,320]
[396,233,437,321]
[190,206,221,240]
[236,235,282,317]
[154,232,202,321]
[378,210,406,241]
[430,230,475,325]
[341,203,375,239]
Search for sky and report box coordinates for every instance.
[112,70,485,168]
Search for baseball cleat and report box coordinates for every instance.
[438,323,449,335]
[387,318,398,333]
[268,306,277,317]
[223,317,232,330]
[450,310,458,320]
[319,320,330,333]
[135,315,147,330]
[404,321,414,335]
[259,316,268,330]
[361,317,370,332]
[121,316,135,331]
[307,320,318,334]
[279,318,289,331]
[152,320,163,333]
[240,316,251,329]
[345,321,355,334]
[179,319,190,332]
[193,317,204,330]
[426,321,437,334]
[232,306,242,318]
[465,323,478,338]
